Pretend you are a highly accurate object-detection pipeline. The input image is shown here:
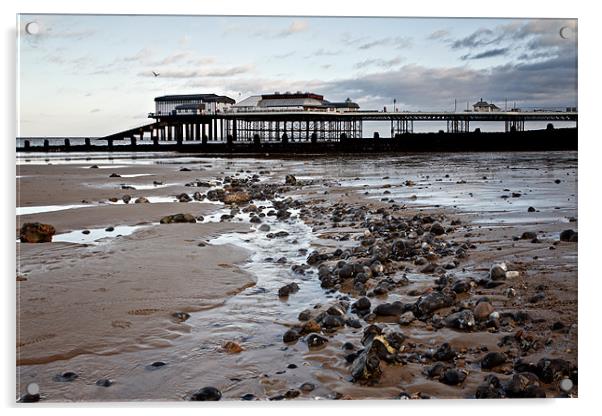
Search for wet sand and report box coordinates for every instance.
[16,151,577,401]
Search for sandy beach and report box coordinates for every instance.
[16,151,578,401]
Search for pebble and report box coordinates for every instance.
[489,263,507,280]
[474,302,495,321]
[189,386,222,401]
[481,352,507,369]
[95,378,113,387]
[306,333,328,349]
[223,341,244,353]
[299,382,315,392]
[53,371,79,382]
[559,378,573,393]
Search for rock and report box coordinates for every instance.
[179,167,191,172]
[223,341,243,353]
[223,191,251,205]
[134,197,149,203]
[536,357,573,383]
[430,222,445,235]
[172,312,191,322]
[90,165,99,168]
[278,282,300,297]
[109,173,121,177]
[122,194,131,204]
[241,393,256,401]
[298,309,312,321]
[159,213,196,224]
[177,193,191,202]
[105,226,115,232]
[53,371,78,382]
[306,333,328,349]
[560,377,573,393]
[474,301,495,321]
[481,352,507,369]
[489,263,507,280]
[285,174,297,185]
[19,223,56,243]
[299,382,315,392]
[338,263,355,279]
[504,372,544,398]
[521,231,537,240]
[559,229,578,242]
[20,393,41,403]
[451,280,471,294]
[440,368,467,385]
[189,387,222,401]
[444,310,475,330]
[258,224,270,232]
[283,328,301,343]
[475,375,505,398]
[399,311,415,326]
[373,301,405,317]
[352,297,371,312]
[528,206,536,212]
[413,291,455,318]
[351,329,403,383]
[301,320,321,334]
[433,343,456,361]
[146,361,167,370]
[95,378,113,387]
[322,314,345,329]
[505,271,519,279]
[284,389,300,399]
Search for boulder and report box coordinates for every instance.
[177,193,192,202]
[474,301,495,321]
[223,191,251,205]
[413,291,455,318]
[373,301,405,317]
[189,387,222,401]
[444,310,475,330]
[19,222,56,243]
[489,263,507,280]
[134,197,149,204]
[559,229,578,242]
[159,213,196,224]
[481,352,507,369]
[285,174,297,185]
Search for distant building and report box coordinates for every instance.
[230,92,359,112]
[473,98,501,112]
[154,94,235,116]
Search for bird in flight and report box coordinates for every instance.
[152,71,160,77]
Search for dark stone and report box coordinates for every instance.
[444,310,476,330]
[241,393,256,401]
[321,314,345,329]
[475,375,505,399]
[146,361,167,370]
[338,263,355,279]
[528,206,536,212]
[105,226,115,232]
[159,213,196,224]
[440,369,467,385]
[430,222,445,235]
[19,222,56,243]
[536,357,573,383]
[452,280,471,294]
[109,173,121,177]
[53,371,78,382]
[346,318,363,328]
[189,387,222,401]
[278,282,300,297]
[20,393,41,403]
[413,291,455,318]
[559,229,578,242]
[172,312,191,322]
[283,328,301,343]
[373,301,405,317]
[284,389,300,399]
[352,297,371,311]
[433,342,457,362]
[481,352,507,369]
[298,309,312,321]
[95,378,113,387]
[306,333,329,349]
[521,231,537,240]
[504,372,542,398]
[285,174,297,185]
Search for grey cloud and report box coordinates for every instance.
[276,20,309,38]
[461,47,510,60]
[311,48,341,56]
[427,29,450,40]
[354,57,404,69]
[358,36,412,50]
[321,54,577,110]
[451,28,501,49]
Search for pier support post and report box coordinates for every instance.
[24,140,30,149]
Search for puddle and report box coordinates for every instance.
[52,225,148,245]
[16,204,94,216]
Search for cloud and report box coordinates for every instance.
[427,29,450,40]
[272,52,295,59]
[311,48,341,56]
[138,65,254,78]
[277,20,309,37]
[354,57,404,69]
[322,54,577,110]
[90,108,101,113]
[358,36,412,50]
[461,47,510,60]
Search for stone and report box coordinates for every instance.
[258,224,270,232]
[283,328,301,343]
[298,309,312,321]
[299,382,315,392]
[53,371,78,382]
[433,343,456,361]
[19,223,56,243]
[474,302,495,321]
[172,312,191,322]
[223,341,243,353]
[351,330,402,383]
[301,320,321,334]
[223,191,251,205]
[489,263,507,280]
[95,378,113,387]
[352,297,371,312]
[559,229,578,242]
[430,222,445,235]
[109,173,121,177]
[528,206,536,212]
[504,372,543,398]
[560,378,573,393]
[475,375,505,399]
[159,213,196,224]
[452,280,471,294]
[536,357,573,383]
[481,352,507,370]
[284,389,300,399]
[440,368,467,385]
[306,333,328,349]
[241,393,256,401]
[278,282,300,297]
[146,361,167,370]
[122,194,131,204]
[177,193,191,202]
[105,226,115,232]
[189,387,222,401]
[399,311,415,326]
[444,310,475,330]
[322,314,345,329]
[521,231,537,240]
[134,197,149,203]
[413,291,455,318]
[373,301,405,317]
[285,174,297,185]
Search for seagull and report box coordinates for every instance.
[152,71,160,77]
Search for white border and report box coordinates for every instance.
[2,1,599,415]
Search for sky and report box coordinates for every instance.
[17,14,577,136]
